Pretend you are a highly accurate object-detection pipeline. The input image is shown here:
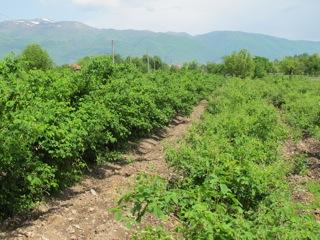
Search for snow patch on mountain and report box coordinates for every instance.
[41,18,54,23]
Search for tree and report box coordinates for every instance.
[182,61,200,71]
[279,56,301,75]
[206,62,225,75]
[253,56,272,78]
[21,44,53,70]
[303,54,320,76]
[151,56,167,70]
[223,49,255,78]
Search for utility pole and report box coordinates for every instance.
[112,40,115,64]
[147,51,150,73]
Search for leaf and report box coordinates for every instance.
[220,184,229,195]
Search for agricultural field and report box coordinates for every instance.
[1,0,320,238]
[119,76,320,239]
[0,54,222,220]
[0,47,320,239]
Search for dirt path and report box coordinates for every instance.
[1,101,208,240]
[283,137,320,222]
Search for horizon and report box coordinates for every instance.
[1,17,320,43]
[1,0,320,41]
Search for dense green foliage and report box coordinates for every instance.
[206,51,320,78]
[253,56,273,78]
[276,77,320,139]
[0,53,221,219]
[119,76,320,239]
[223,49,255,78]
[1,41,320,240]
[20,44,54,70]
[126,55,169,72]
[278,54,320,76]
[78,54,169,73]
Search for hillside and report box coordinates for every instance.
[1,19,320,64]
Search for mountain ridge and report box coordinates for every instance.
[1,19,320,64]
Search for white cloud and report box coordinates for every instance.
[71,0,120,7]
[64,0,320,40]
[78,0,275,34]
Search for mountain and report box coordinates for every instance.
[1,19,320,64]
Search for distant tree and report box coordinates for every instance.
[279,56,301,75]
[20,44,54,70]
[274,54,320,76]
[114,54,123,64]
[206,62,225,74]
[253,56,272,78]
[78,54,123,67]
[152,56,168,70]
[303,54,320,75]
[124,55,168,73]
[77,56,92,66]
[296,54,310,74]
[270,60,280,74]
[182,61,200,71]
[123,56,144,72]
[223,49,255,78]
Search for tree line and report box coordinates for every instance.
[205,49,320,78]
[9,43,320,78]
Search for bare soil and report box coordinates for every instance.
[284,137,320,182]
[0,101,208,240]
[284,137,320,221]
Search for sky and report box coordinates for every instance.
[1,0,320,41]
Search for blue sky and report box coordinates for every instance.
[1,0,320,40]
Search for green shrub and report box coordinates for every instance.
[119,77,320,239]
[0,55,221,219]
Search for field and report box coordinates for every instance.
[0,55,221,219]
[119,76,320,239]
[0,52,320,239]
